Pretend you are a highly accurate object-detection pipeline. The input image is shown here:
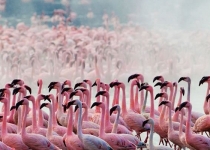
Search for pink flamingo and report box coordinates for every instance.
[95,90,132,134]
[0,97,29,150]
[139,85,171,147]
[40,103,67,150]
[49,81,69,126]
[199,76,210,114]
[110,104,147,149]
[111,81,150,140]
[179,101,210,150]
[178,77,204,123]
[68,99,113,150]
[91,101,136,149]
[16,98,60,150]
[159,99,186,149]
[143,119,173,150]
[62,100,85,150]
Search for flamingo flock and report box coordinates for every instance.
[0,75,208,149]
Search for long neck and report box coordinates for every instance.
[17,92,22,133]
[83,107,88,121]
[31,100,37,131]
[167,104,173,133]
[46,105,53,138]
[85,91,90,108]
[6,91,11,116]
[149,90,154,118]
[112,86,117,107]
[89,84,92,108]
[2,101,8,137]
[67,106,73,136]
[129,82,135,111]
[57,87,63,114]
[21,104,28,137]
[112,108,120,133]
[179,110,184,136]
[77,103,83,141]
[177,91,183,107]
[134,86,139,112]
[37,98,44,127]
[149,122,155,149]
[99,105,105,138]
[141,90,148,114]
[121,86,127,116]
[105,95,111,127]
[95,82,100,113]
[7,94,16,124]
[172,85,177,110]
[187,81,191,102]
[185,106,192,138]
[51,96,57,126]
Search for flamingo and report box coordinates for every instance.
[199,76,210,114]
[159,99,186,149]
[111,81,150,140]
[142,118,173,150]
[95,90,132,134]
[91,101,136,150]
[0,97,29,150]
[110,104,147,149]
[139,85,171,147]
[62,100,85,150]
[179,101,210,150]
[15,98,60,150]
[40,103,67,150]
[178,77,204,123]
[67,99,113,150]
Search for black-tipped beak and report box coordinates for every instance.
[24,95,31,99]
[70,91,77,99]
[61,87,72,94]
[67,100,76,108]
[175,106,179,112]
[61,83,65,90]
[44,96,51,103]
[92,81,97,87]
[142,119,149,127]
[83,79,88,83]
[128,74,139,83]
[159,101,169,106]
[199,76,210,86]
[7,84,13,88]
[40,103,48,109]
[0,88,6,93]
[74,82,82,90]
[95,91,106,97]
[181,87,185,96]
[153,76,161,83]
[91,102,102,108]
[110,105,117,115]
[13,87,21,95]
[24,85,32,94]
[11,79,21,85]
[16,100,24,110]
[48,85,54,92]
[110,82,121,88]
[178,77,186,83]
[206,94,210,102]
[136,81,141,89]
[48,82,57,88]
[160,81,168,89]
[139,85,149,91]
[37,80,39,87]
[74,105,79,112]
[154,82,162,87]
[179,101,188,110]
[155,93,164,100]
[10,106,16,111]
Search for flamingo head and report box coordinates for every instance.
[61,87,73,94]
[159,100,170,107]
[160,81,169,89]
[206,94,210,102]
[199,76,210,86]
[154,82,162,87]
[179,101,190,110]
[110,105,119,115]
[91,102,102,108]
[128,73,142,83]
[15,98,28,110]
[175,106,179,112]
[95,90,107,97]
[178,77,191,83]
[40,103,49,109]
[11,79,24,86]
[153,75,164,83]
